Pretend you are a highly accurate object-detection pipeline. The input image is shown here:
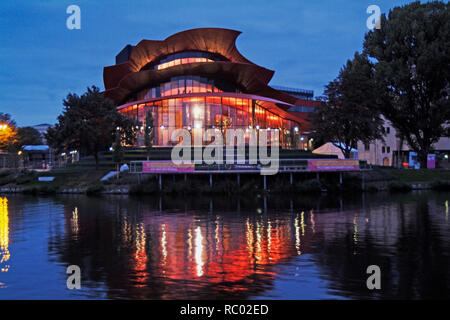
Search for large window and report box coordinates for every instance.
[118,96,300,149]
[139,76,240,100]
[141,51,225,71]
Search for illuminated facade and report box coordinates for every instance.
[103,28,317,148]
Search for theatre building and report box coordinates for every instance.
[103,28,318,149]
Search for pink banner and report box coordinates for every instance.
[142,161,195,173]
[427,154,435,169]
[308,159,359,172]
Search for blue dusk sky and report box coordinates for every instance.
[0,0,414,126]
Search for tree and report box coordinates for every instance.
[112,129,124,179]
[144,111,154,160]
[0,113,17,151]
[15,127,43,148]
[363,1,450,168]
[312,52,384,158]
[46,86,139,170]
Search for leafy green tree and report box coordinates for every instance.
[144,111,154,160]
[312,52,384,158]
[364,1,450,167]
[0,113,17,151]
[15,127,43,148]
[112,129,124,179]
[46,86,139,170]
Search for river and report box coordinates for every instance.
[0,191,449,299]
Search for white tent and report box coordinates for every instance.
[312,142,358,159]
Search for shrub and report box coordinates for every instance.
[86,182,105,195]
[296,179,322,194]
[16,172,37,185]
[388,181,412,193]
[129,182,157,195]
[430,180,450,191]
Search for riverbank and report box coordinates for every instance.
[1,167,450,195]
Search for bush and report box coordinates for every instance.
[129,182,157,195]
[22,185,59,195]
[86,182,105,195]
[365,185,379,193]
[430,180,450,191]
[0,170,12,178]
[388,181,412,193]
[296,179,322,194]
[16,171,37,185]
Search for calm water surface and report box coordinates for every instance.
[0,191,449,299]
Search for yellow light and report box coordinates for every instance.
[0,197,10,272]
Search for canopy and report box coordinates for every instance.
[312,142,357,159]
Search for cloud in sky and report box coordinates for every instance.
[0,0,413,126]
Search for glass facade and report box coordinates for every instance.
[136,76,240,101]
[118,95,301,148]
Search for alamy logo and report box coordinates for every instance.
[66,5,81,30]
[170,128,280,175]
[66,265,81,289]
[366,265,381,290]
[366,5,381,30]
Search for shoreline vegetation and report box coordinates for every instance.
[1,166,449,196]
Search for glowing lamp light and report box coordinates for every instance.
[187,126,192,130]
[255,125,260,130]
[194,123,202,129]
[193,106,202,118]
[160,125,165,130]
[300,137,304,141]
[109,147,113,151]
[294,126,299,132]
[267,127,271,131]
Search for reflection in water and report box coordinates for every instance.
[0,197,10,273]
[0,192,449,299]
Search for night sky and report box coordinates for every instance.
[0,0,413,126]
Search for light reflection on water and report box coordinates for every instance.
[0,191,449,299]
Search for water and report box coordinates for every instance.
[0,191,449,299]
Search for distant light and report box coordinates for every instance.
[116,126,120,131]
[18,151,22,155]
[267,127,271,131]
[194,123,202,129]
[109,147,113,151]
[187,126,192,130]
[248,125,253,129]
[300,137,304,141]
[294,126,299,132]
[160,125,165,129]
[445,154,449,159]
[256,125,260,130]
